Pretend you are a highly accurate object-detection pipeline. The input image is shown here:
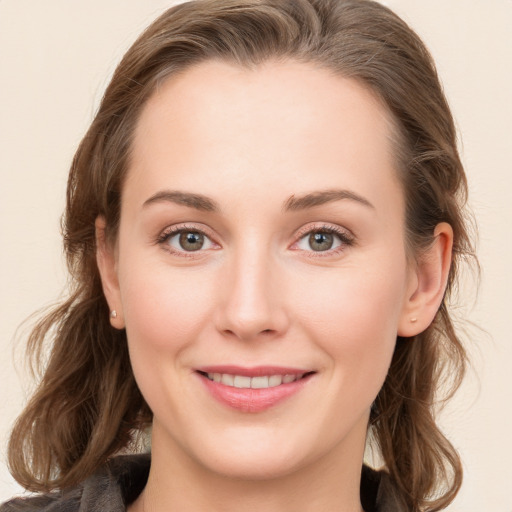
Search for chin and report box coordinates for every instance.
[183,423,350,482]
[197,448,309,481]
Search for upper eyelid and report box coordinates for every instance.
[293,222,354,240]
[159,223,216,239]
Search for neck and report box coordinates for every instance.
[130,424,367,512]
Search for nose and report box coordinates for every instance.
[214,245,290,341]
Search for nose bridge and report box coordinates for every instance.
[216,237,288,340]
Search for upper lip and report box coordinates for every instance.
[195,365,314,377]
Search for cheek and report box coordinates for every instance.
[293,259,408,375]
[118,254,216,353]
[117,259,218,412]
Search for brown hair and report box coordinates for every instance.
[8,1,473,509]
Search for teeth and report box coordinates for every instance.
[268,375,283,387]
[221,374,234,386]
[233,375,251,388]
[206,372,304,388]
[251,376,269,389]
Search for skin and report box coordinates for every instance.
[96,60,453,512]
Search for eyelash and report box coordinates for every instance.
[292,224,355,257]
[156,224,219,258]
[155,223,354,258]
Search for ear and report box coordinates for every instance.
[95,216,125,329]
[398,222,453,337]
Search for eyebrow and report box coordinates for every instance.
[142,188,374,213]
[283,189,374,212]
[143,190,220,212]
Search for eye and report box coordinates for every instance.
[293,226,353,254]
[159,227,216,253]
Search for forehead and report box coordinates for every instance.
[126,59,403,214]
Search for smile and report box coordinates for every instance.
[196,367,315,413]
[203,372,306,388]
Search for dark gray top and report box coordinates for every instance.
[1,454,408,512]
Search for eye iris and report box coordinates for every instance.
[309,232,333,251]
[179,232,204,251]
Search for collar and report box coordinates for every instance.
[2,454,407,512]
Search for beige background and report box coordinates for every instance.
[1,1,511,510]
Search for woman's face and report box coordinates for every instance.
[104,60,420,478]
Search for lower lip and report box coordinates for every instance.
[198,374,312,413]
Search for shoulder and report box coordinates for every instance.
[0,454,150,512]
[361,465,409,512]
[3,458,407,512]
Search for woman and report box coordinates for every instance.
[2,0,473,511]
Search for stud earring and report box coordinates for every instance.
[110,310,117,319]
[410,317,418,323]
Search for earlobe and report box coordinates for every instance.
[95,216,125,329]
[398,222,453,337]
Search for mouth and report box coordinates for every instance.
[197,371,313,389]
[195,366,316,413]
